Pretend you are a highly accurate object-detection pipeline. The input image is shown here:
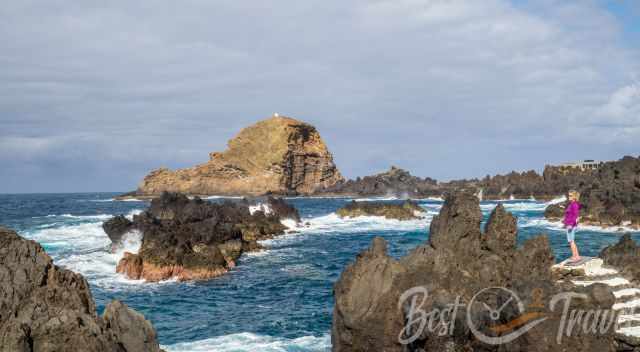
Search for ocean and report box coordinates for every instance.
[1,193,638,351]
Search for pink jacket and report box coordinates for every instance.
[563,201,580,227]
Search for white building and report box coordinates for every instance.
[557,159,605,171]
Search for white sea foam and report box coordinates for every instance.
[202,195,244,200]
[479,201,548,213]
[280,218,298,230]
[249,203,273,215]
[546,196,567,205]
[36,213,114,220]
[28,221,112,251]
[90,198,147,202]
[162,332,330,352]
[26,210,149,289]
[520,218,640,233]
[353,197,399,202]
[125,209,143,220]
[271,211,433,238]
[52,229,146,288]
[425,196,444,201]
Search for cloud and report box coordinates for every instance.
[598,82,640,123]
[0,0,639,192]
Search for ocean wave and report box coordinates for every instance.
[546,196,567,205]
[35,213,113,220]
[33,209,142,221]
[479,201,548,213]
[280,218,299,230]
[249,202,273,216]
[202,195,244,200]
[272,211,433,238]
[424,196,444,201]
[44,226,146,288]
[88,198,147,202]
[519,218,640,233]
[28,221,112,250]
[352,197,400,202]
[25,211,150,289]
[162,332,330,352]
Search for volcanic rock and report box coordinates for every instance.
[319,166,439,198]
[332,192,615,351]
[336,200,423,220]
[102,215,133,248]
[600,234,640,284]
[0,227,163,352]
[544,156,640,229]
[105,192,298,282]
[133,116,343,197]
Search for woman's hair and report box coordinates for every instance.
[568,190,580,201]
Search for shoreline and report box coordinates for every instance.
[113,192,562,202]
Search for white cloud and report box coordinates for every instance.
[0,0,638,191]
[598,82,640,123]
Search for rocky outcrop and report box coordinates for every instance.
[318,166,439,198]
[102,215,133,249]
[332,192,616,351]
[544,156,640,229]
[316,165,590,200]
[247,196,301,223]
[105,192,299,282]
[336,200,424,220]
[132,116,343,197]
[0,227,163,352]
[600,234,640,284]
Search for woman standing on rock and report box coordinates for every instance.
[564,190,581,263]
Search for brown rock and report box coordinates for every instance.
[336,200,424,220]
[332,192,616,352]
[135,116,343,196]
[106,192,297,282]
[0,226,163,352]
[116,252,144,280]
[103,301,162,352]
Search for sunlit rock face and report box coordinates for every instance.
[136,116,343,197]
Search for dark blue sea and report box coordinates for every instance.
[1,193,638,351]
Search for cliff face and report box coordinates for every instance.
[136,116,343,196]
[332,192,615,351]
[0,227,163,352]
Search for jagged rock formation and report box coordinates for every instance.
[332,192,616,351]
[132,116,343,197]
[544,156,640,229]
[601,234,640,284]
[318,166,439,198]
[550,237,640,349]
[104,192,299,282]
[0,227,163,352]
[336,200,424,220]
[316,165,591,200]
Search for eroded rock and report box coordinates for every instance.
[336,200,424,220]
[332,192,615,352]
[0,227,163,352]
[133,116,343,197]
[105,192,298,282]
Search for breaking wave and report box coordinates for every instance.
[163,332,330,352]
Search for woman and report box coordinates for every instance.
[564,190,581,263]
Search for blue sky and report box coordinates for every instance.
[604,0,640,42]
[1,0,639,193]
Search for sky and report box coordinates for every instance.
[1,0,639,193]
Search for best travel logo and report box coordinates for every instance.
[398,286,622,346]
